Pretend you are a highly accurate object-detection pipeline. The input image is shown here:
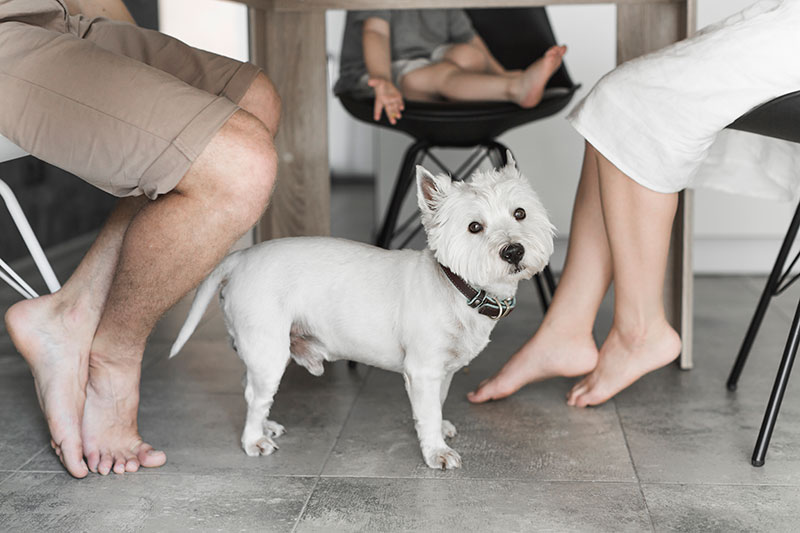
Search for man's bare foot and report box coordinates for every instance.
[4,295,94,478]
[566,320,681,408]
[512,45,567,108]
[467,323,598,403]
[81,356,166,475]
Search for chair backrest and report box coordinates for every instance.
[0,134,27,163]
[465,7,574,90]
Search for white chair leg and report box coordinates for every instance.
[0,178,61,296]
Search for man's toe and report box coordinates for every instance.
[137,445,166,468]
[98,452,113,475]
[60,440,88,479]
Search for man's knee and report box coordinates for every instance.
[240,72,282,138]
[181,110,277,231]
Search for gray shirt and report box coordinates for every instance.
[334,9,476,95]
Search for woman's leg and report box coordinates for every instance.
[566,147,681,407]
[400,46,566,107]
[468,142,612,403]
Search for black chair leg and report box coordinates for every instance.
[543,264,557,297]
[751,297,800,466]
[376,140,428,249]
[487,141,559,313]
[728,201,800,390]
[533,273,549,313]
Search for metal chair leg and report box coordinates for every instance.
[751,297,800,467]
[543,264,557,297]
[728,200,800,390]
[376,141,428,249]
[487,142,558,313]
[0,178,60,297]
[533,273,549,313]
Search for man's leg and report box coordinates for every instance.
[81,108,277,475]
[400,46,565,107]
[566,146,681,407]
[468,142,610,403]
[5,71,279,477]
[6,197,146,478]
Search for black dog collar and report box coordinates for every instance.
[439,264,516,320]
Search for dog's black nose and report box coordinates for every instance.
[500,243,525,265]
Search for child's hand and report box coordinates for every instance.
[368,78,404,125]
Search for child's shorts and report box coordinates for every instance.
[357,44,452,89]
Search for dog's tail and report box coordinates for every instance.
[169,253,238,358]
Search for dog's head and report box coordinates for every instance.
[416,152,555,293]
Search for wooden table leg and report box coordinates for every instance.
[617,1,696,369]
[248,6,331,240]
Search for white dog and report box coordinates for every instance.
[169,153,554,469]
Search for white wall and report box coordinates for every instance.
[334,0,795,273]
[158,0,249,62]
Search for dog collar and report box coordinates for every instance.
[439,264,516,320]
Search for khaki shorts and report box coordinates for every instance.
[0,0,262,199]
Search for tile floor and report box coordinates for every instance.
[2,182,800,532]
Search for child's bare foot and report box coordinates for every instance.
[567,320,681,407]
[467,322,598,403]
[512,45,567,108]
[4,295,94,478]
[82,349,166,475]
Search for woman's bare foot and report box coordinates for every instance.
[512,45,567,108]
[467,323,598,403]
[567,320,681,408]
[4,295,95,478]
[81,353,166,475]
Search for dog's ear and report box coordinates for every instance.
[505,150,517,171]
[416,166,450,213]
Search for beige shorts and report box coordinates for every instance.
[0,0,262,199]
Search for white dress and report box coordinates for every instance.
[568,0,800,201]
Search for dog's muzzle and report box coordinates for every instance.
[500,243,525,265]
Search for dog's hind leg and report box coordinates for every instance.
[238,332,291,457]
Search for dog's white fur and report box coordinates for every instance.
[170,154,554,469]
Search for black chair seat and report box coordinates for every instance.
[339,86,578,147]
[728,89,800,144]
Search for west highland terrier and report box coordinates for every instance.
[169,153,554,469]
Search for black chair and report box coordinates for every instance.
[336,7,579,312]
[724,89,800,466]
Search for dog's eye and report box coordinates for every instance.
[468,221,483,234]
[514,208,526,221]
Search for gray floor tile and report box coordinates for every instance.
[0,357,48,473]
[297,478,651,533]
[644,483,800,533]
[616,277,800,484]
[0,471,314,532]
[24,359,367,476]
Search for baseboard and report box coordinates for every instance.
[551,236,786,276]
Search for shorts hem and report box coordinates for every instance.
[137,96,239,199]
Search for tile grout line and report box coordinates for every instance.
[0,445,49,487]
[614,400,656,533]
[290,365,374,531]
[290,477,320,533]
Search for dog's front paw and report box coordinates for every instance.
[442,420,457,439]
[243,435,279,457]
[264,419,286,438]
[424,446,462,470]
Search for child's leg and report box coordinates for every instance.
[400,46,565,107]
